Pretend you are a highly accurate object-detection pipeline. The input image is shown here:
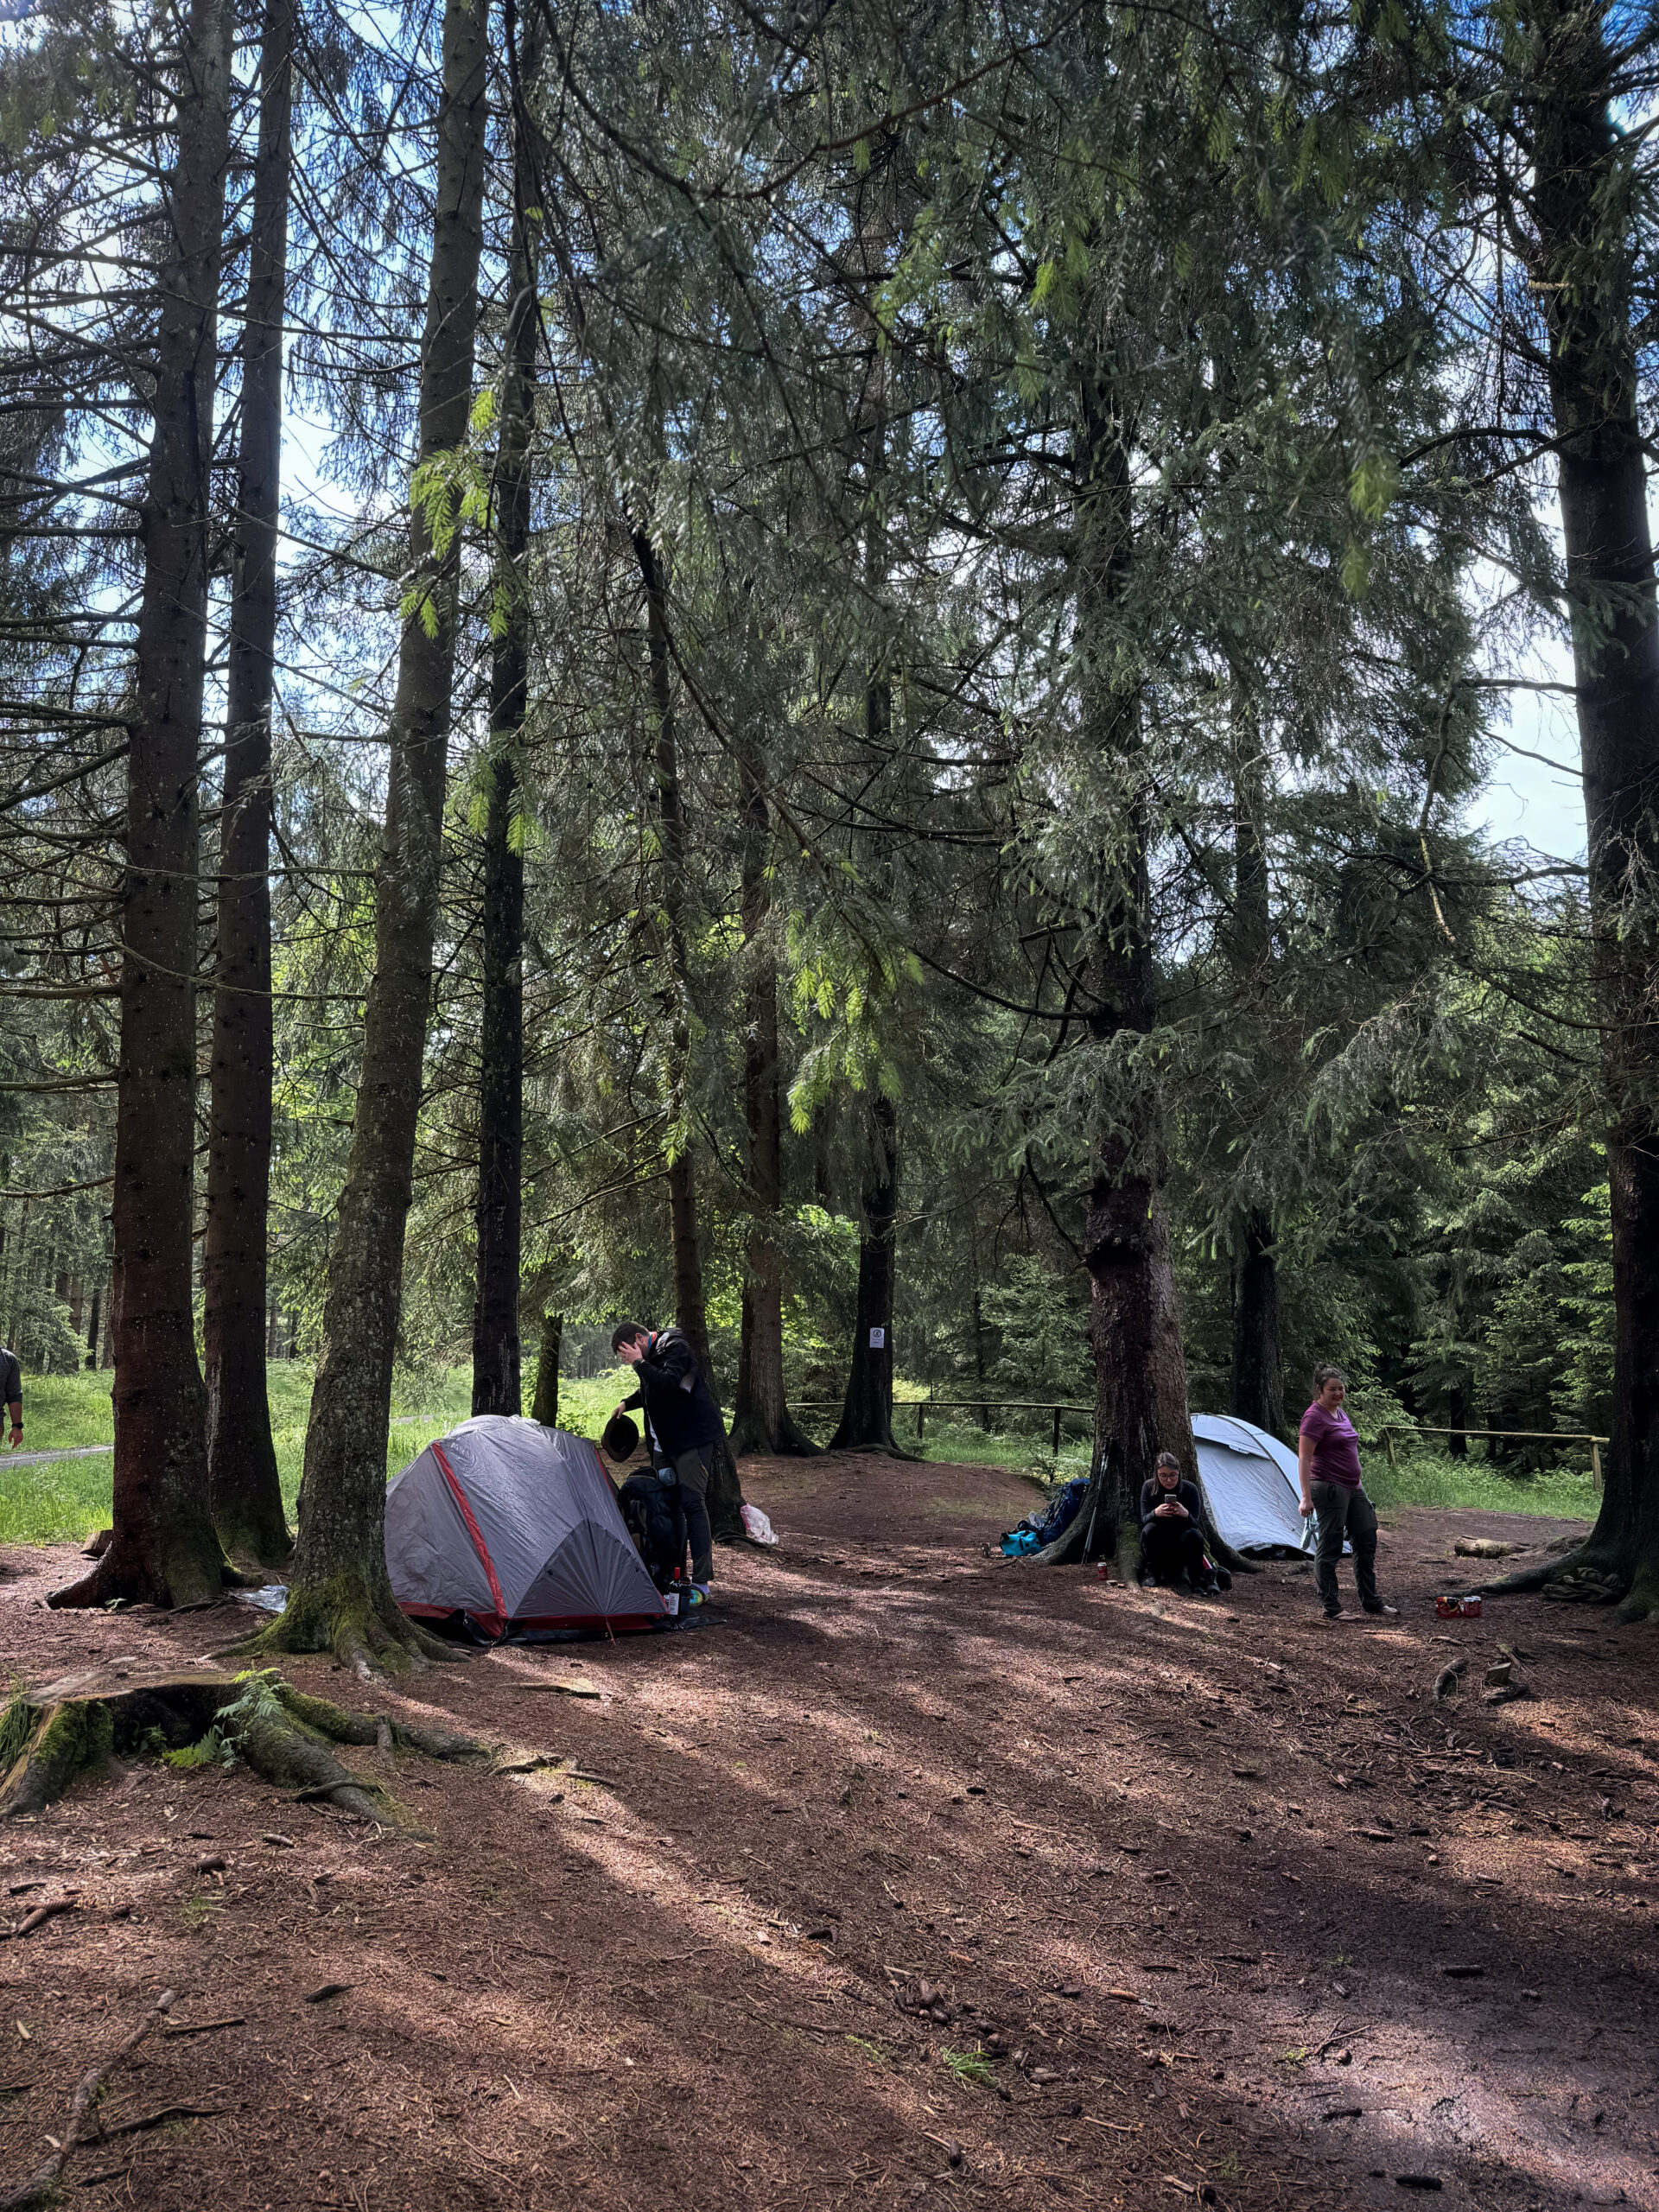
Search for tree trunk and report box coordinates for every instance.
[729,725,816,1459]
[531,1310,562,1427]
[257,0,487,1672]
[631,512,746,1535]
[830,1095,904,1452]
[1225,697,1284,1440]
[50,0,232,1612]
[1446,1381,1468,1459]
[85,1282,100,1370]
[204,0,294,1571]
[1492,3,1659,1621]
[470,95,537,1421]
[1230,1211,1284,1440]
[1063,328,1241,1579]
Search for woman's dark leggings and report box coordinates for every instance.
[1141,1520,1207,1586]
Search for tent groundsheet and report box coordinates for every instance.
[385,1414,667,1638]
[1192,1413,1320,1555]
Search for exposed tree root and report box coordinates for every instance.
[47,1533,228,1613]
[1032,1492,1259,1580]
[1482,1536,1659,1624]
[0,1667,496,1829]
[228,1566,462,1679]
[0,1985,175,2210]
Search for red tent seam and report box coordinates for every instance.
[431,1441,509,1626]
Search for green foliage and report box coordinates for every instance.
[941,2049,997,2088]
[162,1727,236,1772]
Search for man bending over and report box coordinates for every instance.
[611,1321,723,1602]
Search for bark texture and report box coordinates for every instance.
[531,1310,562,1427]
[260,0,487,1669]
[1231,1212,1284,1440]
[1226,708,1285,1440]
[50,0,232,1611]
[470,120,537,1420]
[729,725,816,1458]
[205,0,295,1569]
[830,1096,905,1453]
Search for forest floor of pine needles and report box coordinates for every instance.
[0,1454,1654,2211]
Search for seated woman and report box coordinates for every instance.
[1139,1452,1217,1593]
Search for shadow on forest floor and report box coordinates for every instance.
[0,1452,1651,2211]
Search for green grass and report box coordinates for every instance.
[1365,1446,1597,1522]
[940,2048,998,2088]
[0,1360,642,1548]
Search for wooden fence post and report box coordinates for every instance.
[1592,1440,1602,1487]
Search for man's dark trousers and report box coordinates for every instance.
[664,1445,715,1585]
[1142,1519,1207,1587]
[1310,1480,1380,1615]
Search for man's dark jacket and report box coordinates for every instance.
[620,1327,723,1459]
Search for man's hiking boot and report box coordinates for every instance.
[1363,1601,1399,1616]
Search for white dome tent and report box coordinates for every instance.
[1191,1412,1325,1556]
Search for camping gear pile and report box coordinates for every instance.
[616,1465,698,1614]
[385,1415,668,1641]
[1000,1475,1090,1557]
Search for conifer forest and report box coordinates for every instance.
[8,4,1659,2208]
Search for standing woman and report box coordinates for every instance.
[1297,1366,1396,1621]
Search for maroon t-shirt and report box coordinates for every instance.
[1300,1401,1363,1488]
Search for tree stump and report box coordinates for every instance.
[0,1667,496,1830]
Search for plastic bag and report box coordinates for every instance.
[232,1583,289,1613]
[741,1503,779,1545]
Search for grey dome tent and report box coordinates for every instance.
[1191,1413,1322,1556]
[385,1415,667,1639]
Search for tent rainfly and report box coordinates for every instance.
[1191,1413,1322,1556]
[385,1415,667,1639]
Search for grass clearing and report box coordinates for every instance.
[1365,1446,1597,1522]
[1,1362,641,1548]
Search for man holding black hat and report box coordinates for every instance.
[611,1321,723,1602]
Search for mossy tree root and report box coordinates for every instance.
[231,1567,463,1679]
[0,1699,117,1821]
[0,1668,495,1827]
[1484,1535,1659,1623]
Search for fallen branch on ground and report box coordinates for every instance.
[0,1986,175,2211]
[0,1897,77,1941]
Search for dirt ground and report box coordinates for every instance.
[2,1450,1656,2212]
